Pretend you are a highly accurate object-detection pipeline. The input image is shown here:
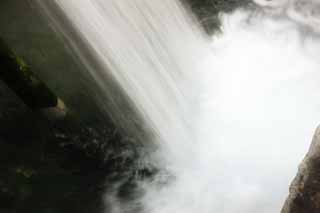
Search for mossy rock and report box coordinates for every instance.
[0,38,57,109]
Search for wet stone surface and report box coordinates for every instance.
[282,127,320,213]
[0,81,155,213]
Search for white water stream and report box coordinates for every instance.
[37,0,320,212]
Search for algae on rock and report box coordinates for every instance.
[0,38,58,109]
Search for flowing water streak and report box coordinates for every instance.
[35,0,212,168]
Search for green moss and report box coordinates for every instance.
[0,38,58,109]
[13,55,28,72]
[15,167,36,179]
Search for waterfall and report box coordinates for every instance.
[36,0,210,161]
[35,0,320,212]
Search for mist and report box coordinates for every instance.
[35,0,320,212]
[140,3,320,213]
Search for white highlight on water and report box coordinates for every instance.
[37,0,320,212]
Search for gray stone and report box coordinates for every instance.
[282,125,320,213]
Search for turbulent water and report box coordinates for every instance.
[36,0,208,155]
[36,0,320,212]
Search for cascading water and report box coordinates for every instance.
[36,0,213,211]
[36,0,320,212]
[36,0,208,160]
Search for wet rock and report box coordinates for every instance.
[184,0,249,34]
[281,126,320,213]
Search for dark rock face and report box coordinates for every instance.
[282,126,320,213]
[0,38,59,109]
[184,0,249,34]
[0,0,116,124]
[0,89,148,213]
